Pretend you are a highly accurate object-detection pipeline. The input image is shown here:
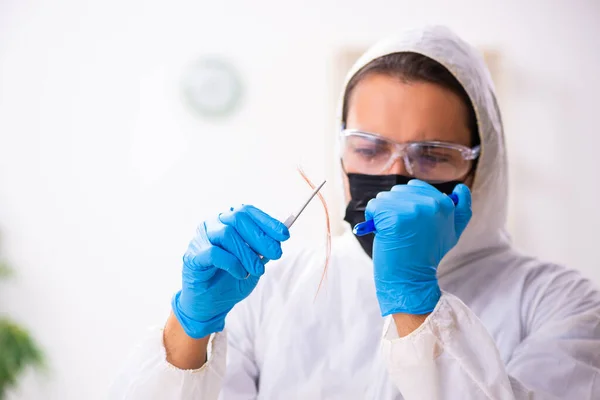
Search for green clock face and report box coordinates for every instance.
[181,56,243,118]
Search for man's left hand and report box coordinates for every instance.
[366,180,472,317]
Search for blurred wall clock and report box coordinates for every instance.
[181,56,243,119]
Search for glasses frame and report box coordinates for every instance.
[340,128,481,176]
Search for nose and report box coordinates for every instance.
[387,156,410,175]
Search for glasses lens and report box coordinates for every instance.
[342,133,394,174]
[405,143,473,182]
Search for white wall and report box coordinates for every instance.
[0,0,598,398]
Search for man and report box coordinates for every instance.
[111,26,600,399]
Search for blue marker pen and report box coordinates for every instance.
[352,193,459,236]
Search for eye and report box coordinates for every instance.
[421,153,451,163]
[348,137,390,157]
[414,145,456,164]
[354,147,380,157]
[352,143,391,160]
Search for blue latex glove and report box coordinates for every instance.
[172,205,290,339]
[365,180,472,316]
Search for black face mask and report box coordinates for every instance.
[343,173,462,258]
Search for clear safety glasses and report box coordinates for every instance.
[340,129,480,183]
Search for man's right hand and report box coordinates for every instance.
[171,204,290,340]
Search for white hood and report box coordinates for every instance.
[338,26,512,276]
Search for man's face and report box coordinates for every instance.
[343,73,475,198]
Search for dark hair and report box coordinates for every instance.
[342,52,480,148]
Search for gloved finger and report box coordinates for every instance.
[184,246,248,280]
[205,219,265,277]
[244,205,290,242]
[366,194,429,235]
[366,189,416,216]
[405,179,437,191]
[221,205,290,242]
[364,197,378,223]
[218,209,283,260]
[402,179,446,199]
[452,183,472,237]
[412,179,458,208]
[394,179,454,212]
[364,195,404,226]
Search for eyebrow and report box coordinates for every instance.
[347,128,467,147]
[353,134,389,146]
[410,131,452,143]
[370,137,389,147]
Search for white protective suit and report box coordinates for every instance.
[111,26,600,399]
